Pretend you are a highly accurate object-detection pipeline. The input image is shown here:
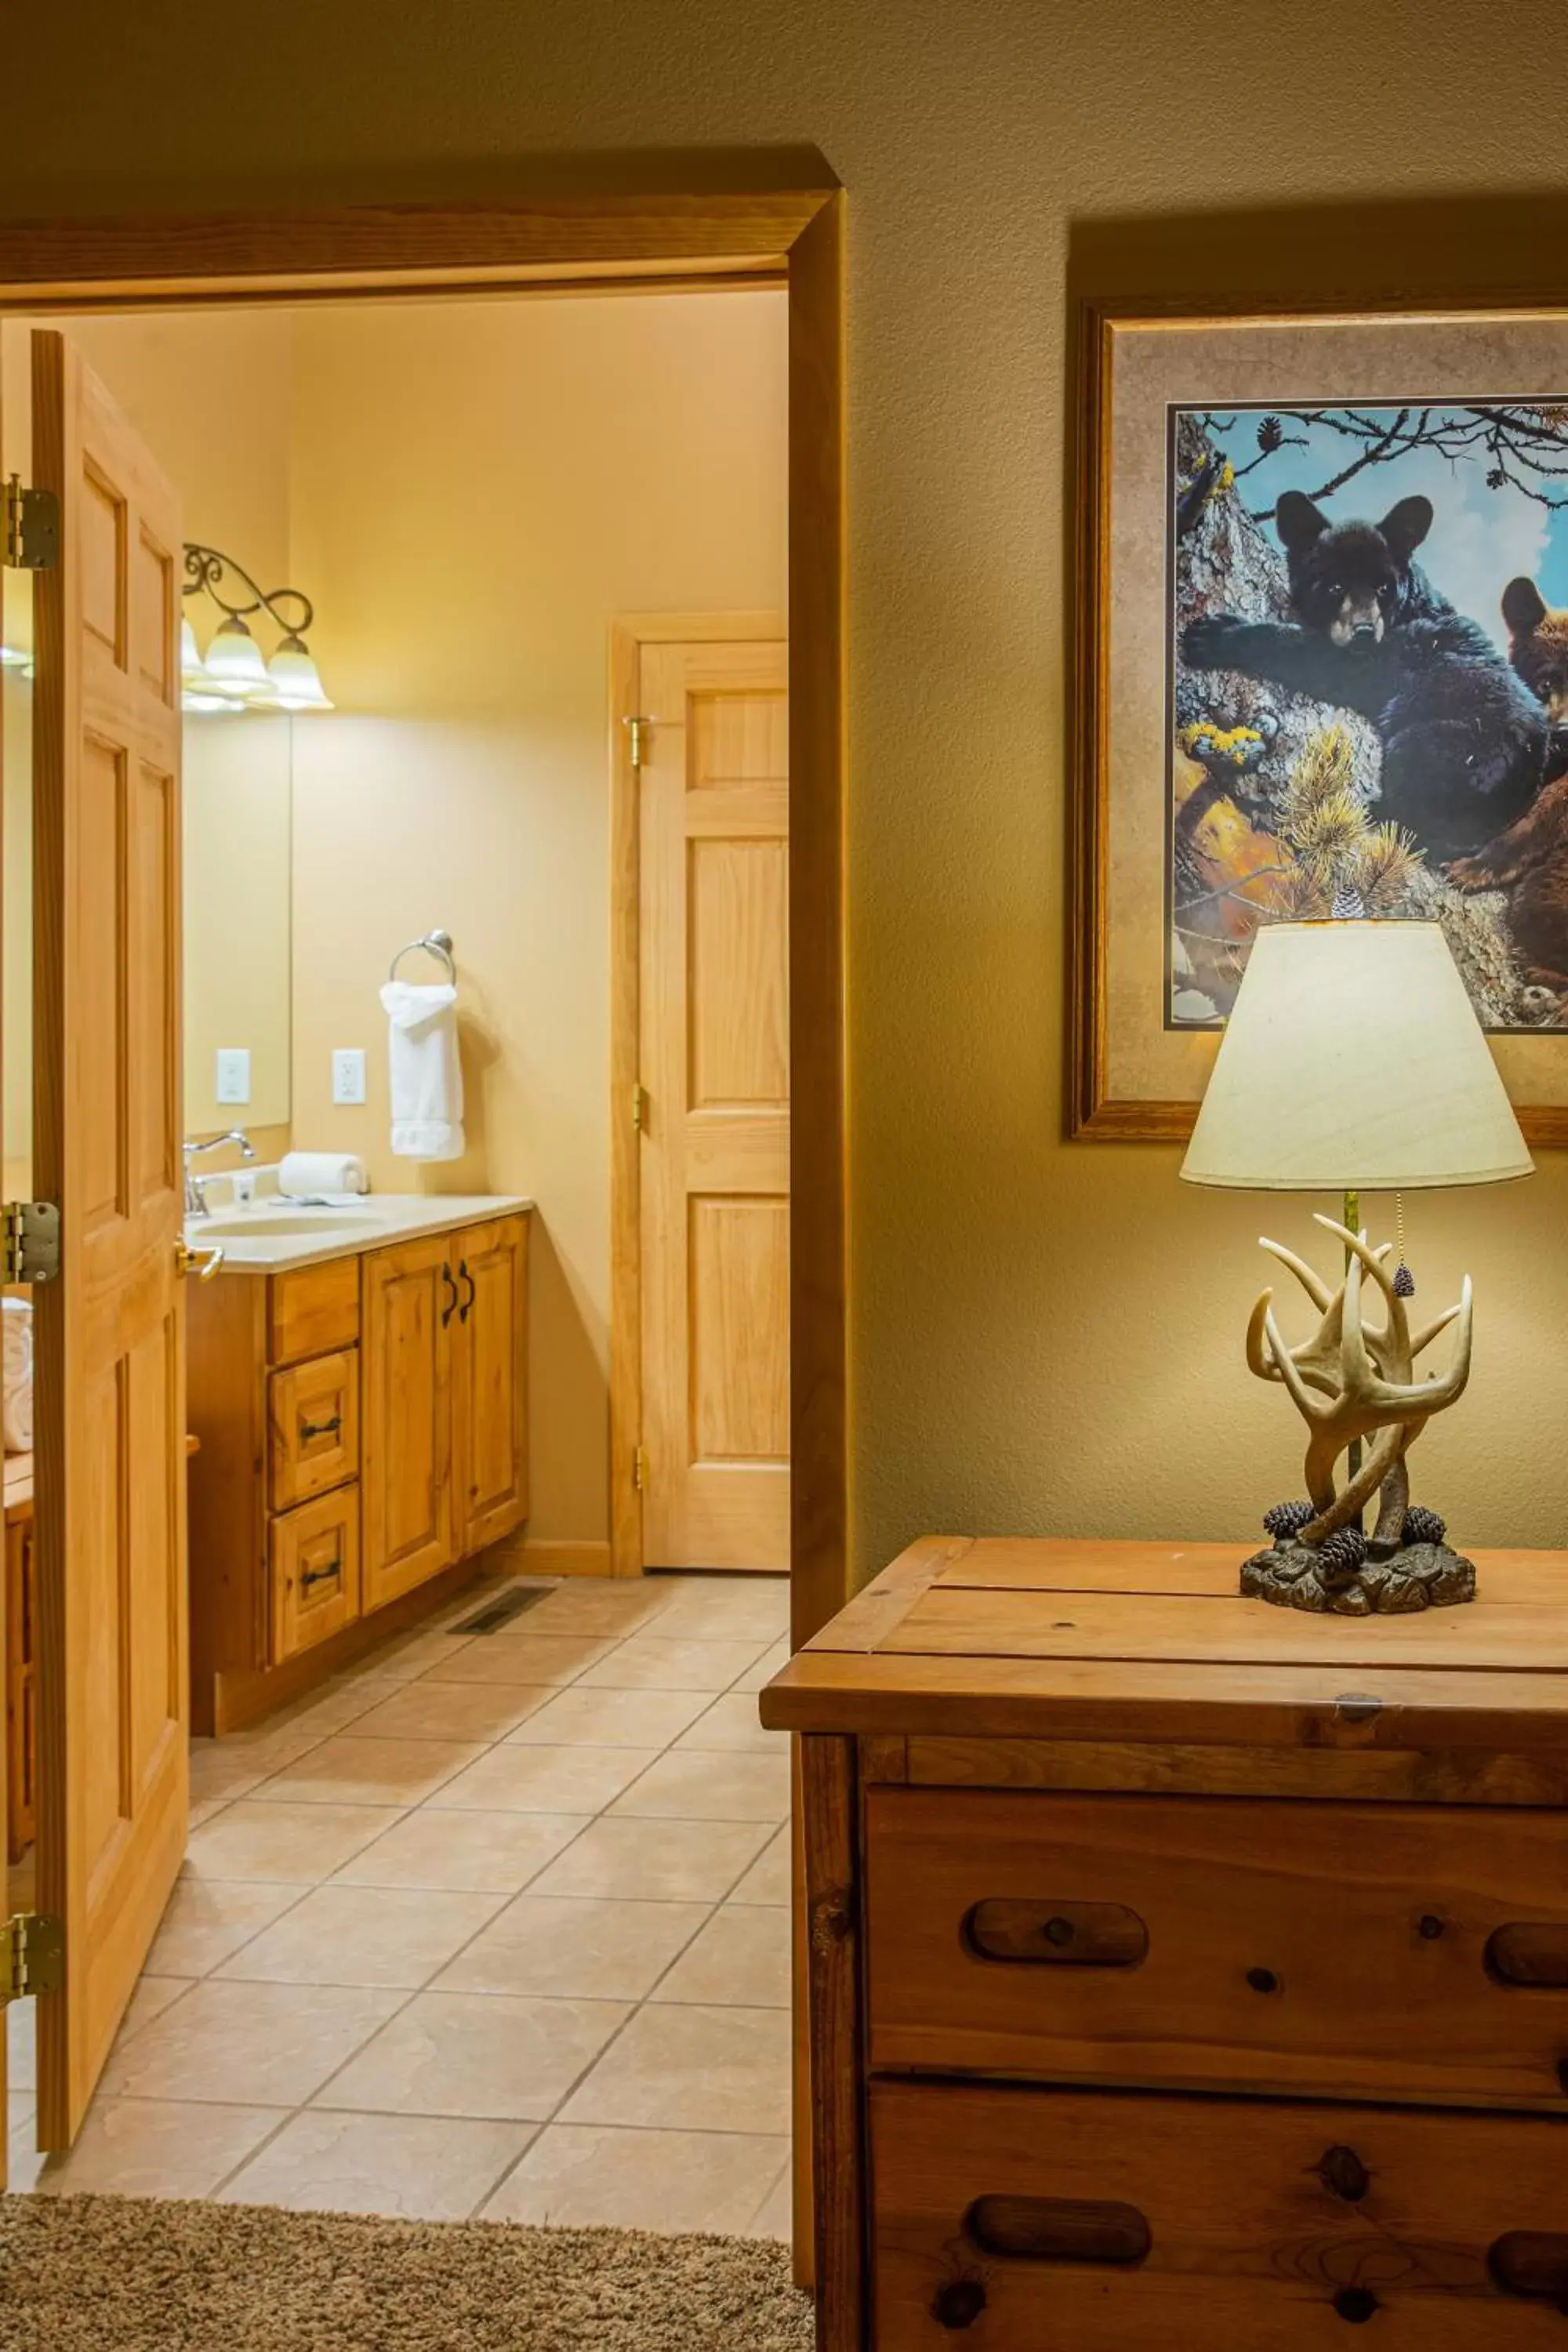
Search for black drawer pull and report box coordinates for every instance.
[299,1559,343,1593]
[441,1263,459,1326]
[1487,1924,1568,1987]
[931,2279,985,2332]
[966,2194,1150,2268]
[964,1900,1148,1969]
[459,1261,476,1322]
[298,1413,343,1443]
[1491,2232,1568,2302]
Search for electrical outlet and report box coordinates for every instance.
[332,1047,367,1106]
[215,1047,251,1105]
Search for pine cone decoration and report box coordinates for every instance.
[1392,1263,1415,1298]
[1316,1526,1368,1586]
[1402,1505,1447,1548]
[1263,1500,1315,1541]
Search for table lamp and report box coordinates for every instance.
[1181,920,1533,1615]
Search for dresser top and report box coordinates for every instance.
[760,1537,1568,1755]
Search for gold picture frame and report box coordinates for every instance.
[1070,289,1568,1149]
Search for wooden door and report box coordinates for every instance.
[638,637,790,1571]
[453,1213,529,1555]
[31,329,189,2149]
[361,1232,456,1612]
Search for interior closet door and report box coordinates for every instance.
[638,635,791,1572]
[31,328,190,2149]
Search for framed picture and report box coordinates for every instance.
[1070,295,1568,1145]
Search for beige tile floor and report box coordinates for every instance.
[5,1570,795,2235]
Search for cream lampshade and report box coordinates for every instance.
[1180,919,1532,1617]
[1181,920,1533,1193]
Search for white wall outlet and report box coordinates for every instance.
[332,1047,367,1106]
[215,1047,251,1105]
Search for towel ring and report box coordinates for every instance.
[388,928,456,985]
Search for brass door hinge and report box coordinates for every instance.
[4,1913,64,2004]
[622,714,652,771]
[2,1200,60,1284]
[5,476,59,571]
[630,1083,649,1133]
[632,1445,649,1494]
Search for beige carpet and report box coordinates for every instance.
[0,2198,814,2352]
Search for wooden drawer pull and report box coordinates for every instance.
[298,1412,343,1443]
[1487,1922,1568,1987]
[964,1899,1149,1968]
[966,2194,1151,2267]
[1491,2232,1568,2302]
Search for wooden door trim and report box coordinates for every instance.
[0,173,848,1645]
[609,615,789,1581]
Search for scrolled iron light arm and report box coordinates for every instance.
[183,543,314,639]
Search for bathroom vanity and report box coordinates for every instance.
[185,1196,532,1734]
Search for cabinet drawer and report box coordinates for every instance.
[268,1259,360,1368]
[866,1788,1568,2107]
[872,2078,1568,2349]
[270,1485,361,1663]
[268,1349,359,1512]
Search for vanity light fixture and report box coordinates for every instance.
[183,543,335,715]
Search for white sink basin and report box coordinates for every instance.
[194,1213,379,1239]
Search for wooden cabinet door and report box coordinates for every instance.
[637,637,791,1571]
[361,1232,456,1613]
[453,1213,529,1554]
[30,329,189,2150]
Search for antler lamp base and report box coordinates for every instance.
[1241,1210,1477,1617]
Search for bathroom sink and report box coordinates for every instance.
[194,1213,379,1239]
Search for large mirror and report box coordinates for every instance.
[182,716,292,1135]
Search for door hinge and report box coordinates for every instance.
[2,1200,60,1284]
[4,1913,64,2004]
[5,476,59,571]
[630,1083,649,1133]
[622,714,652,771]
[632,1445,648,1494]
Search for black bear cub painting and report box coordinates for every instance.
[1183,491,1550,861]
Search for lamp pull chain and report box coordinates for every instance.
[1394,1191,1415,1298]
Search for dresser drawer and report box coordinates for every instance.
[268,1349,359,1512]
[866,1788,1568,2107]
[873,2078,1568,2348]
[270,1485,361,1663]
[268,1259,360,1368]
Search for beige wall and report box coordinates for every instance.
[6,2,1568,1573]
[286,292,788,1541]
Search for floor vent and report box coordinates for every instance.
[452,1581,558,1635]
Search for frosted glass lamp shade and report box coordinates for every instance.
[180,615,208,686]
[1180,920,1533,1193]
[268,634,334,711]
[202,615,270,699]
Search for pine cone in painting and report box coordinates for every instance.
[1316,1526,1368,1586]
[1263,1500,1315,1541]
[1402,1505,1448,1548]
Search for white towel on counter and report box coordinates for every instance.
[379,980,465,1161]
[278,1152,369,1198]
[3,1296,33,1454]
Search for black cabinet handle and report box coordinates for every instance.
[299,1414,343,1443]
[299,1559,343,1593]
[459,1261,477,1322]
[441,1263,459,1326]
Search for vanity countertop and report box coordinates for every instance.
[186,1192,534,1273]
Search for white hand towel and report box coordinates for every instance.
[379,980,466,1161]
[278,1152,369,1197]
[3,1296,33,1454]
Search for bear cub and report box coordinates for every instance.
[1183,490,1550,859]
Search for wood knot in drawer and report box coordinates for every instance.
[811,1890,853,1952]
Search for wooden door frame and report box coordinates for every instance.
[0,177,848,1652]
[608,610,788,1584]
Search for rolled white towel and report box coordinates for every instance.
[3,1296,33,1454]
[279,1152,369,1198]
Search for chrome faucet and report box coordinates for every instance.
[183,1130,256,1217]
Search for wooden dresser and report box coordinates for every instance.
[761,1536,1568,2350]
